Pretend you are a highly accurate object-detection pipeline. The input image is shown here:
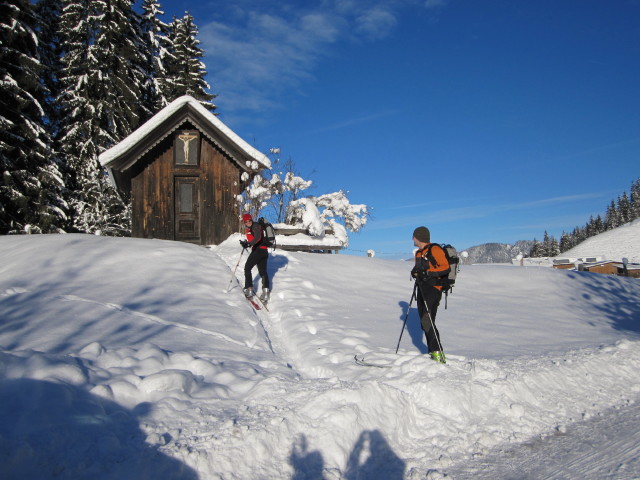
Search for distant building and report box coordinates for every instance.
[552,257,603,270]
[582,260,640,278]
[552,257,640,278]
[99,96,270,245]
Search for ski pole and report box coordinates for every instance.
[395,283,417,354]
[226,247,247,292]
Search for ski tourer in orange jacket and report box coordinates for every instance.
[411,226,448,363]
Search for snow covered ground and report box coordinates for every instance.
[563,218,640,263]
[1,229,639,480]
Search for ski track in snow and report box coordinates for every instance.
[215,242,640,479]
[1,232,640,479]
[445,401,640,479]
[215,248,284,360]
[1,288,252,349]
[217,244,640,478]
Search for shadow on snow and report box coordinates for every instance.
[290,431,405,480]
[0,378,197,480]
[397,299,429,354]
[565,270,640,336]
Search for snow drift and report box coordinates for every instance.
[1,232,639,479]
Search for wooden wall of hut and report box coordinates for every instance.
[129,128,243,246]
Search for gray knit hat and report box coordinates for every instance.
[413,226,430,243]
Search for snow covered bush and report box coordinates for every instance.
[237,149,369,246]
[314,190,369,233]
[286,191,368,243]
[237,150,313,221]
[288,198,325,236]
[239,173,275,220]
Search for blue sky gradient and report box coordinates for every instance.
[164,0,640,257]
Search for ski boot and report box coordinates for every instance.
[243,287,254,298]
[430,351,446,364]
[259,288,270,304]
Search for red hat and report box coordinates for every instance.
[242,214,253,222]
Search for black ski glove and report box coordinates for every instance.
[411,266,428,282]
[240,240,249,249]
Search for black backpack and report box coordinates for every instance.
[257,217,276,248]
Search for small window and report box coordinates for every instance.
[179,183,194,213]
[174,130,200,166]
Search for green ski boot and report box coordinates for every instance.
[430,351,446,364]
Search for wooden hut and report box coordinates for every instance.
[99,96,270,245]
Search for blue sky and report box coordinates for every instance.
[164,0,640,258]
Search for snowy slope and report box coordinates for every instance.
[563,218,640,263]
[1,233,640,480]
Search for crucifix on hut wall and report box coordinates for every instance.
[174,130,200,165]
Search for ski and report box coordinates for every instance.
[354,354,392,368]
[245,294,262,310]
[254,295,269,312]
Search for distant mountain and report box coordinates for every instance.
[461,240,534,264]
[462,219,640,265]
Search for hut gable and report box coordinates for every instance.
[100,95,270,192]
[98,96,270,246]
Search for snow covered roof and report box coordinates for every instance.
[98,95,271,175]
[275,233,345,251]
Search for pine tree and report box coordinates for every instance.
[584,214,604,238]
[559,231,574,253]
[57,0,141,235]
[529,238,541,257]
[56,0,95,164]
[0,0,66,234]
[166,13,216,109]
[585,215,595,238]
[57,0,105,233]
[539,231,551,257]
[548,235,560,257]
[604,200,618,230]
[617,192,631,224]
[34,0,64,142]
[534,230,560,257]
[594,214,604,234]
[92,0,149,142]
[631,178,640,220]
[139,0,173,115]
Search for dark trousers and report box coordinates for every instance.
[416,282,443,353]
[244,248,269,290]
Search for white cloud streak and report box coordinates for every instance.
[369,192,607,231]
[309,109,402,134]
[197,1,432,122]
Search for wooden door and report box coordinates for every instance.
[174,176,200,243]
